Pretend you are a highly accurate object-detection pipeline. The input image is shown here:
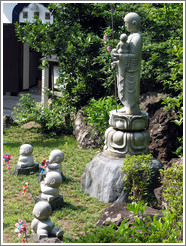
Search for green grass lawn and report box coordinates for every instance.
[3,126,108,244]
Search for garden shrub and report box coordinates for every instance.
[13,93,75,136]
[121,154,156,205]
[84,96,121,145]
[160,162,183,220]
[74,201,182,243]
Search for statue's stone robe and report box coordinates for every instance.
[117,31,142,113]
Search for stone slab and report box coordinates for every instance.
[14,163,39,175]
[32,232,63,243]
[36,194,64,211]
[82,152,128,203]
[82,152,163,203]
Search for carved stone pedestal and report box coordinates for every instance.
[81,110,162,203]
[104,110,150,158]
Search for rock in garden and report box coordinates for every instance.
[82,152,162,204]
[148,107,182,164]
[73,110,101,149]
[34,237,64,243]
[96,202,163,227]
[3,115,14,129]
[21,121,41,129]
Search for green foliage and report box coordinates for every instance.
[13,93,75,136]
[84,96,121,145]
[121,154,155,204]
[15,3,183,111]
[160,163,183,219]
[75,201,182,243]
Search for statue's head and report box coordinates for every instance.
[120,33,128,42]
[124,12,141,32]
[20,144,33,155]
[44,171,62,187]
[33,201,52,220]
[49,149,64,163]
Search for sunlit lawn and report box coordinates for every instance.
[3,126,108,243]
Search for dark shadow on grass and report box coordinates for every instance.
[3,136,77,149]
[59,201,86,212]
[62,175,73,184]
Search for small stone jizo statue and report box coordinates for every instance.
[31,201,64,240]
[17,144,35,168]
[46,149,64,174]
[40,171,62,202]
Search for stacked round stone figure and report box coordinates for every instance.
[14,144,39,175]
[82,12,162,203]
[31,201,64,240]
[38,150,64,210]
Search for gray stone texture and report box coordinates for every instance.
[82,153,127,203]
[73,110,101,149]
[31,201,64,240]
[82,153,162,203]
[36,194,64,211]
[3,115,14,130]
[14,163,39,175]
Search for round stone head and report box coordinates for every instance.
[49,149,64,163]
[33,201,52,220]
[45,171,62,187]
[124,12,141,32]
[120,33,127,42]
[20,144,33,155]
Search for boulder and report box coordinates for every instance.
[21,121,41,129]
[140,92,168,118]
[3,115,14,129]
[82,152,162,204]
[96,202,163,227]
[73,110,101,149]
[140,92,182,164]
[148,107,182,164]
[35,237,63,243]
[166,157,183,168]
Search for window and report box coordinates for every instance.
[23,11,28,19]
[45,12,50,20]
[34,12,39,18]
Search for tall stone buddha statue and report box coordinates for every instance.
[111,12,142,115]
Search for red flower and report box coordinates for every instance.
[103,33,107,43]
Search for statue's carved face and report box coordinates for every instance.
[124,19,137,33]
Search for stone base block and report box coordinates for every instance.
[32,232,63,243]
[82,152,128,203]
[104,127,150,158]
[82,152,163,203]
[109,110,149,130]
[36,194,64,211]
[14,163,39,175]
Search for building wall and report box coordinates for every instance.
[19,3,53,24]
[2,3,17,23]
